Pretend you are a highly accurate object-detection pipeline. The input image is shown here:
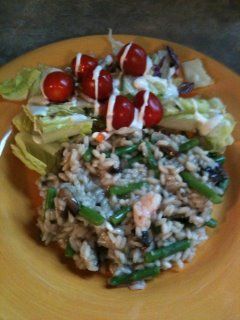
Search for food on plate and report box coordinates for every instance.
[0,31,235,289]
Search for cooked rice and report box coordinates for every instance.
[37,128,219,289]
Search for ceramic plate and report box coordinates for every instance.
[0,35,240,320]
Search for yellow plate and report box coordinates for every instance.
[0,35,240,320]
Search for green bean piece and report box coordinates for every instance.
[209,152,225,165]
[78,205,105,226]
[109,273,132,286]
[205,218,218,228]
[179,138,200,153]
[65,242,75,257]
[109,181,147,196]
[110,206,132,226]
[83,147,93,162]
[45,187,57,210]
[127,154,145,167]
[180,171,222,204]
[124,93,134,101]
[218,178,229,192]
[144,239,191,263]
[131,266,160,282]
[104,151,111,158]
[109,266,160,286]
[151,225,161,234]
[145,141,158,170]
[115,144,139,156]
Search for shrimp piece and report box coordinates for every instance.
[133,192,161,231]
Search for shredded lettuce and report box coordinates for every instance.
[11,100,93,174]
[33,114,92,144]
[161,97,236,151]
[108,29,124,55]
[121,75,178,100]
[0,68,41,101]
[12,111,33,133]
[182,59,214,88]
[11,132,61,175]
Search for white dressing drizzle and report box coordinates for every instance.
[106,95,117,131]
[129,90,150,129]
[138,90,150,127]
[130,108,141,129]
[92,65,102,116]
[192,99,223,136]
[75,53,82,76]
[120,43,132,70]
[143,56,153,75]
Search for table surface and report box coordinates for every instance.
[0,0,240,73]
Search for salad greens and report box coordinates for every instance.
[10,100,92,174]
[0,33,236,175]
[11,132,61,175]
[0,68,41,101]
[161,97,235,151]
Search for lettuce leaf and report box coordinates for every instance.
[33,114,92,144]
[108,29,124,55]
[122,75,179,100]
[0,68,41,101]
[11,132,61,175]
[15,102,93,144]
[161,97,236,151]
[12,111,33,133]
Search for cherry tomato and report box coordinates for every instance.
[43,71,74,103]
[71,54,98,80]
[100,95,135,130]
[81,69,113,101]
[134,90,164,127]
[117,43,147,76]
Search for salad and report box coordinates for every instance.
[0,31,235,289]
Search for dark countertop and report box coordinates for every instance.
[0,0,240,73]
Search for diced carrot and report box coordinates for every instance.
[96,132,105,143]
[186,131,196,139]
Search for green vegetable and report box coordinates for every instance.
[104,151,111,158]
[127,154,144,167]
[11,132,61,175]
[78,205,105,226]
[45,187,57,210]
[205,218,218,228]
[145,141,158,170]
[12,111,33,133]
[0,68,41,100]
[180,171,222,204]
[151,225,161,234]
[209,152,225,165]
[108,29,124,56]
[110,206,132,226]
[179,138,199,152]
[161,97,236,152]
[109,266,160,286]
[144,239,191,263]
[109,273,132,286]
[124,93,134,101]
[33,113,92,144]
[131,266,160,282]
[83,147,93,162]
[121,76,138,96]
[115,144,139,156]
[109,181,147,196]
[206,113,235,152]
[65,242,75,257]
[218,178,229,193]
[11,100,92,175]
